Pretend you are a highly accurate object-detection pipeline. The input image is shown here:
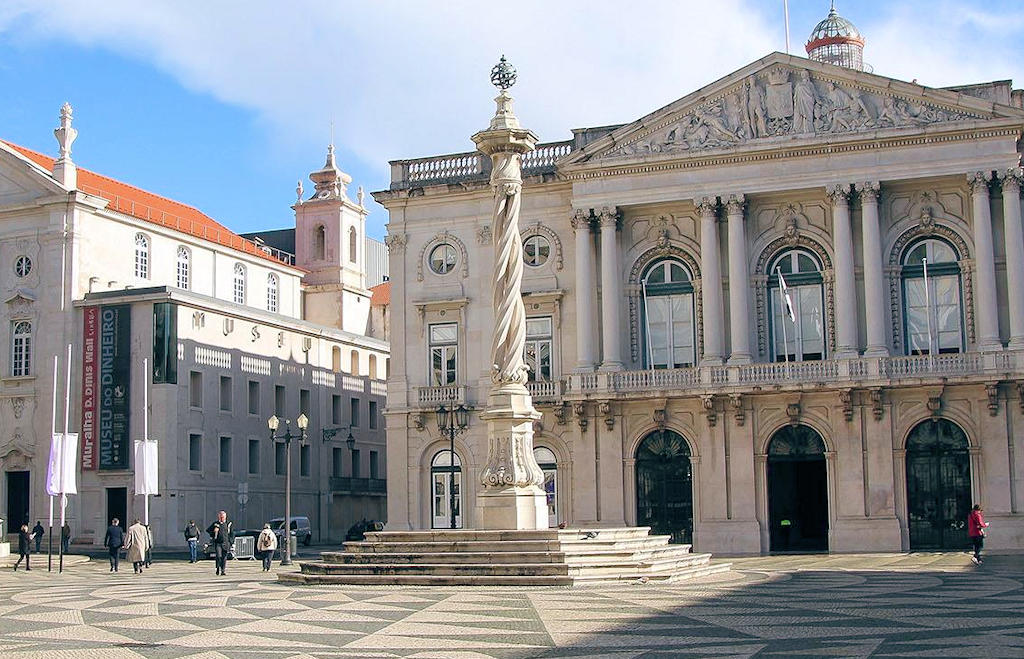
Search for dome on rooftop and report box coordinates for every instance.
[805,3,865,71]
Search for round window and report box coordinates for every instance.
[429,243,458,275]
[523,235,550,267]
[14,255,32,278]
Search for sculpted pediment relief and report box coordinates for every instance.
[567,55,1017,165]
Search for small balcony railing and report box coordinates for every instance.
[416,385,466,407]
[329,477,387,495]
[526,379,563,402]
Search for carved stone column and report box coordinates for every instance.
[572,209,597,370]
[859,182,888,356]
[699,197,724,364]
[598,207,624,371]
[969,172,1002,352]
[470,58,546,530]
[1000,168,1024,348]
[830,184,859,358]
[726,194,752,364]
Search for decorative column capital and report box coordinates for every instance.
[725,193,746,216]
[858,181,881,203]
[696,197,717,218]
[597,206,619,229]
[999,167,1023,195]
[827,184,851,205]
[571,208,592,232]
[967,171,992,195]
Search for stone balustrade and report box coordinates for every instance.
[526,379,563,402]
[390,140,573,189]
[416,384,467,407]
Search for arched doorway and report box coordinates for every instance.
[430,450,462,529]
[767,425,829,552]
[635,430,693,544]
[906,419,971,550]
[534,446,558,528]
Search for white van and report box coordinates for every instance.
[268,516,312,546]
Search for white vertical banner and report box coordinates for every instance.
[45,433,79,495]
[134,439,159,495]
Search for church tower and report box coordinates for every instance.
[294,144,371,334]
[806,2,865,71]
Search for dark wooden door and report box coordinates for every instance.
[636,431,693,544]
[906,420,971,550]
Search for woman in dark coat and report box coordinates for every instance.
[13,523,32,571]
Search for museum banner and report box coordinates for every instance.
[81,305,132,470]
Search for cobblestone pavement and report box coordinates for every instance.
[1,552,1022,658]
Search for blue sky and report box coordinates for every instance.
[1,1,1022,241]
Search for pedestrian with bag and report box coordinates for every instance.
[61,521,72,554]
[144,524,154,568]
[968,503,990,564]
[103,518,124,572]
[257,523,278,572]
[32,520,44,553]
[183,520,201,563]
[124,518,149,574]
[206,510,233,576]
[13,523,32,571]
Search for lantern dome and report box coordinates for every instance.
[805,3,865,71]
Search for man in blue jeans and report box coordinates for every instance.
[183,520,201,563]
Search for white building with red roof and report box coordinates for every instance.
[0,104,389,549]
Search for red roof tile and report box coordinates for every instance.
[370,281,391,306]
[2,140,300,270]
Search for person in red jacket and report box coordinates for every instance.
[967,504,989,564]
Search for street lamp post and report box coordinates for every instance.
[268,413,308,566]
[436,394,469,529]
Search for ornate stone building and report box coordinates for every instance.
[376,32,1024,551]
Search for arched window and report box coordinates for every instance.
[134,233,150,279]
[431,450,462,529]
[176,246,190,289]
[534,446,558,528]
[769,249,825,362]
[313,225,326,261]
[10,320,32,377]
[332,346,342,373]
[233,264,246,305]
[349,227,358,263]
[368,354,378,379]
[641,259,696,368]
[266,273,279,313]
[901,238,963,355]
[350,350,360,375]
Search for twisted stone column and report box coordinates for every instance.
[471,72,546,530]
[969,172,1002,352]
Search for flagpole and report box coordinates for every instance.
[48,355,58,572]
[642,280,655,370]
[58,343,71,573]
[784,0,791,54]
[143,358,149,527]
[923,257,934,367]
[776,267,792,374]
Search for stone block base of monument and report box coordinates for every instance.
[0,542,9,559]
[279,527,729,586]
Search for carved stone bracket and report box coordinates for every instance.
[384,232,408,253]
[926,386,944,417]
[553,403,568,425]
[985,382,1000,417]
[839,389,853,422]
[10,397,25,419]
[653,407,667,428]
[786,397,802,426]
[1017,381,1024,415]
[870,388,884,421]
[599,401,614,430]
[729,394,745,427]
[411,412,425,431]
[476,224,493,245]
[573,401,588,432]
[701,394,717,427]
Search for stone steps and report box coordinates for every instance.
[282,527,728,587]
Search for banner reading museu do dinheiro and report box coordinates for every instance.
[81,305,131,470]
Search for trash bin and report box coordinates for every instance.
[289,535,298,556]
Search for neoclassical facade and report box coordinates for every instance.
[376,52,1024,554]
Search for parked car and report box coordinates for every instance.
[268,516,312,546]
[345,519,384,541]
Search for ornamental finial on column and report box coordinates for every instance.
[53,102,78,188]
[488,55,521,131]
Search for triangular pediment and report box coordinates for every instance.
[0,142,67,205]
[562,52,1024,167]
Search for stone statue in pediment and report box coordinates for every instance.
[793,71,816,134]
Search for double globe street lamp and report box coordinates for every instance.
[436,398,469,529]
[268,412,307,566]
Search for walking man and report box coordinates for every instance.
[207,510,233,576]
[13,523,32,571]
[61,521,72,554]
[183,520,201,563]
[968,503,989,564]
[124,519,149,574]
[257,523,278,572]
[32,520,44,553]
[103,518,124,573]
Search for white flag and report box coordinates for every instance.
[45,433,78,495]
[134,439,159,495]
[777,270,797,323]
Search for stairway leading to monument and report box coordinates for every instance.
[279,527,729,586]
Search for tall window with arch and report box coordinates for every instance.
[350,350,360,375]
[641,259,696,369]
[176,246,190,289]
[368,354,378,379]
[769,249,825,362]
[902,238,964,355]
[331,346,342,373]
[10,320,32,377]
[534,446,558,527]
[233,264,246,305]
[348,227,358,263]
[134,233,150,279]
[313,225,326,261]
[266,273,279,313]
[430,450,462,529]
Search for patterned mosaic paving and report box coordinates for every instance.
[0,553,1021,658]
